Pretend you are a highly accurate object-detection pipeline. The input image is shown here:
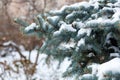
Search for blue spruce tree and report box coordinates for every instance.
[16,0,120,80]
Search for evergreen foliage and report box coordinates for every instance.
[16,0,120,79]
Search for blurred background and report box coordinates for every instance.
[0,0,87,50]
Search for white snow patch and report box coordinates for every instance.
[77,38,85,47]
[80,74,94,80]
[97,58,120,80]
[110,53,120,58]
[59,42,75,50]
[114,1,120,7]
[47,16,59,23]
[53,31,61,36]
[86,18,115,28]
[59,58,71,73]
[72,21,85,29]
[53,23,76,36]
[88,63,100,75]
[112,8,120,21]
[35,55,71,80]
[77,28,91,37]
[59,23,76,32]
[3,41,16,46]
[25,23,39,32]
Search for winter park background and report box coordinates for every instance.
[0,0,120,80]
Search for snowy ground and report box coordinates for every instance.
[0,41,72,80]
